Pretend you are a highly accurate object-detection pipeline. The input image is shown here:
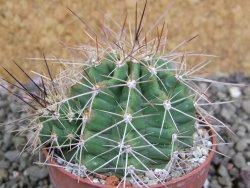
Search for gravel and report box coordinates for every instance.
[0,84,51,188]
[0,73,249,188]
[204,73,250,188]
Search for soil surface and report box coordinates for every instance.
[0,0,250,82]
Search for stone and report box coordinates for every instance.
[208,165,216,175]
[210,180,221,188]
[229,167,239,178]
[220,108,232,122]
[203,179,209,188]
[5,179,17,187]
[220,104,236,122]
[226,103,237,114]
[245,151,250,161]
[0,100,8,108]
[235,138,250,152]
[0,150,3,160]
[243,86,250,96]
[218,176,232,187]
[231,73,245,83]
[241,167,250,188]
[237,182,246,188]
[0,109,6,122]
[213,84,227,93]
[229,86,242,98]
[13,136,26,150]
[212,154,222,165]
[238,121,250,132]
[228,148,236,157]
[0,160,10,169]
[217,144,230,155]
[24,166,48,182]
[9,102,20,113]
[0,84,8,99]
[218,164,229,177]
[236,126,246,137]
[242,100,250,114]
[19,158,28,171]
[230,134,240,143]
[0,169,8,182]
[217,92,227,100]
[236,130,246,137]
[2,134,13,151]
[4,150,19,162]
[233,153,246,169]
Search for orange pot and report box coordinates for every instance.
[44,130,216,188]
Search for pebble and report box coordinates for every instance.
[0,150,3,160]
[5,179,18,187]
[236,126,247,137]
[203,179,209,188]
[240,167,250,188]
[233,153,246,169]
[24,166,48,182]
[218,176,232,187]
[92,178,99,183]
[0,169,8,182]
[220,107,233,122]
[2,134,12,151]
[235,138,250,152]
[229,86,242,98]
[210,180,221,188]
[0,109,6,122]
[217,92,228,100]
[229,167,239,178]
[218,164,229,177]
[0,160,10,169]
[4,150,19,162]
[237,182,246,188]
[237,120,250,132]
[243,86,250,96]
[242,100,250,114]
[245,151,250,161]
[217,144,230,155]
[0,100,8,108]
[13,137,26,150]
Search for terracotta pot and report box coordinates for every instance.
[44,130,216,188]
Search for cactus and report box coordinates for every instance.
[1,1,231,187]
[39,53,196,176]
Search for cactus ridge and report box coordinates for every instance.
[39,53,196,176]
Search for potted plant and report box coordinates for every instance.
[2,2,230,188]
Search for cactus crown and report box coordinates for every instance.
[2,2,227,187]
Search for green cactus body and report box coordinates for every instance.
[40,54,196,176]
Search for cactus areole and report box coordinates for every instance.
[39,53,196,177]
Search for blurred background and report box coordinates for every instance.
[0,1,250,188]
[0,0,250,82]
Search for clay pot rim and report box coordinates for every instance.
[43,129,216,188]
